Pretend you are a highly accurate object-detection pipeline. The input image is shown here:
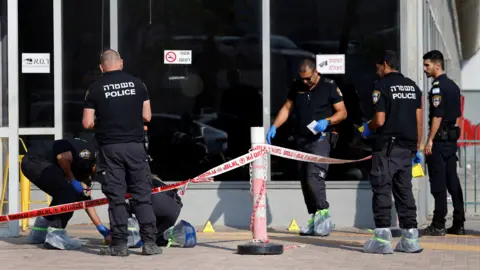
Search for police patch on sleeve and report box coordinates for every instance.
[432,95,441,107]
[336,88,343,97]
[431,88,440,94]
[372,90,381,104]
[79,149,91,159]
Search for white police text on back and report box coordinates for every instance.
[390,85,417,100]
[103,81,137,99]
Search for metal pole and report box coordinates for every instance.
[7,0,20,237]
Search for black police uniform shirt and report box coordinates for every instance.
[372,72,422,150]
[84,70,149,146]
[26,138,96,179]
[428,74,461,127]
[287,76,343,137]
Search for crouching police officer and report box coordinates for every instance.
[361,51,423,254]
[126,175,184,247]
[83,49,160,256]
[22,138,110,249]
[267,59,347,236]
[422,50,465,236]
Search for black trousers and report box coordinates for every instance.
[152,192,182,245]
[97,142,157,246]
[126,191,182,246]
[370,146,418,229]
[21,155,82,229]
[426,141,465,228]
[297,136,331,214]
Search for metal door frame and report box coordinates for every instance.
[0,0,19,237]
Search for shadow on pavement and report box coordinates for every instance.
[268,234,365,253]
[0,234,146,256]
[197,240,239,252]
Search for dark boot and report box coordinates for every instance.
[447,221,465,235]
[142,242,163,255]
[100,245,129,257]
[156,237,169,247]
[421,224,446,236]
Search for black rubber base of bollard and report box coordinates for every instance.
[237,242,284,255]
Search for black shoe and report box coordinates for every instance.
[142,242,163,255]
[421,224,446,236]
[156,238,169,247]
[100,245,129,257]
[447,224,466,235]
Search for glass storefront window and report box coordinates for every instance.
[18,0,54,128]
[269,0,400,180]
[62,0,110,141]
[118,0,263,181]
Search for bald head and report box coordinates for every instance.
[99,49,123,73]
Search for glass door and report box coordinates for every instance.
[62,0,109,141]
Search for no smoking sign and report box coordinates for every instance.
[164,50,192,64]
[165,51,176,63]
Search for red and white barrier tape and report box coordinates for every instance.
[0,179,207,223]
[252,144,372,164]
[0,145,370,223]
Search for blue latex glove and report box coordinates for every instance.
[71,179,84,194]
[314,119,329,133]
[266,126,277,144]
[96,224,110,238]
[412,151,423,165]
[360,122,373,137]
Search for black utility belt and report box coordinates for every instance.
[374,137,415,156]
[435,125,460,141]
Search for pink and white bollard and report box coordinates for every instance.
[237,127,284,255]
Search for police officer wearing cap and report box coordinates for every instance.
[361,50,423,254]
[267,59,347,237]
[422,50,465,236]
[82,49,161,256]
[21,138,110,249]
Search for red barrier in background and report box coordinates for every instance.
[458,95,480,147]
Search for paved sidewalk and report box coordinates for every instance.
[0,222,479,270]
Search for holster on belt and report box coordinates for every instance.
[329,132,339,149]
[143,125,153,162]
[386,137,396,158]
[435,122,460,141]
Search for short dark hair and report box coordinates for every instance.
[298,58,316,73]
[423,50,444,70]
[376,50,398,70]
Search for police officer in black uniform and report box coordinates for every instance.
[422,50,465,236]
[126,175,183,247]
[361,50,423,254]
[21,138,110,248]
[83,49,160,256]
[266,59,347,236]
